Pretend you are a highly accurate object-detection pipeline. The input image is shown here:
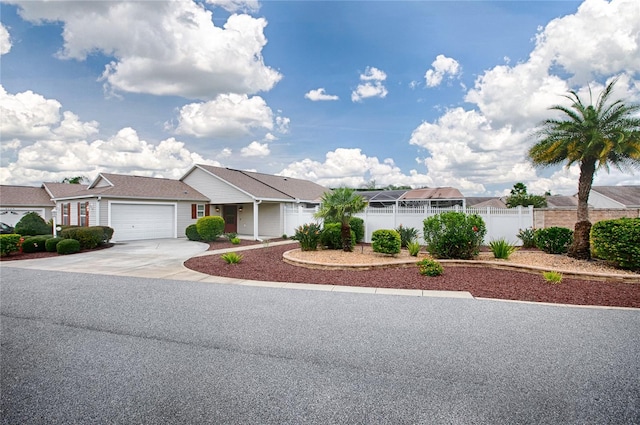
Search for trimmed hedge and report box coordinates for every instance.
[21,236,48,253]
[321,222,355,250]
[371,229,401,255]
[57,239,81,255]
[534,226,573,254]
[14,212,51,236]
[185,224,201,241]
[591,217,640,270]
[196,216,225,242]
[59,226,103,249]
[45,237,64,252]
[0,234,21,256]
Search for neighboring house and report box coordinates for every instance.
[355,190,410,208]
[399,187,465,208]
[180,164,329,240]
[0,185,55,226]
[544,195,579,209]
[45,173,208,242]
[588,186,640,209]
[465,197,507,209]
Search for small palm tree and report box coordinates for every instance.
[315,187,367,251]
[529,78,640,259]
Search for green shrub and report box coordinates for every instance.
[371,229,401,255]
[196,216,225,242]
[324,217,365,244]
[395,224,419,248]
[517,228,536,248]
[407,240,421,256]
[321,222,355,250]
[542,271,563,284]
[60,227,103,249]
[45,237,63,252]
[417,258,444,276]
[98,226,114,244]
[21,236,48,253]
[489,238,517,260]
[221,252,243,264]
[292,222,322,251]
[423,212,486,259]
[225,232,238,241]
[349,217,365,243]
[534,227,573,254]
[185,224,201,241]
[56,238,81,255]
[231,237,241,245]
[14,212,51,236]
[591,218,640,270]
[0,234,21,256]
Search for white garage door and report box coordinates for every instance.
[110,203,175,241]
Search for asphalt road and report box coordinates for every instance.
[2,267,639,424]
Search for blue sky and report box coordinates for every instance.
[1,0,639,195]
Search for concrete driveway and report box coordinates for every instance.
[2,239,212,281]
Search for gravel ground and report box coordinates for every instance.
[184,244,640,308]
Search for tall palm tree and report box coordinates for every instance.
[315,187,367,252]
[529,78,640,259]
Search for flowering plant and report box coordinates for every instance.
[292,222,322,251]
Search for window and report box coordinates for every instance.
[78,202,89,227]
[191,204,210,219]
[62,203,70,226]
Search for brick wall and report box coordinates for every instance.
[533,208,640,229]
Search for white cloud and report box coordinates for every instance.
[304,88,339,101]
[205,0,260,13]
[0,128,219,186]
[279,148,433,189]
[406,0,640,195]
[240,141,270,157]
[0,85,99,142]
[275,116,290,134]
[0,23,11,55]
[172,93,274,138]
[351,66,388,102]
[360,67,387,81]
[11,1,281,100]
[424,54,461,87]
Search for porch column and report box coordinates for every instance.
[253,200,260,241]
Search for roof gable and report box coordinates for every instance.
[191,165,328,202]
[592,186,640,208]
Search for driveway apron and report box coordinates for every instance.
[1,239,211,280]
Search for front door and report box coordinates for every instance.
[223,205,237,233]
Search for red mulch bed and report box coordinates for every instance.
[185,244,640,308]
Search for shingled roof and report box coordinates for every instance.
[399,187,464,200]
[191,164,329,202]
[0,185,54,206]
[44,174,208,201]
[592,186,640,208]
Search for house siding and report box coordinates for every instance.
[587,191,624,209]
[177,202,196,238]
[258,202,281,236]
[183,168,253,204]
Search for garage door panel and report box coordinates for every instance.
[111,204,175,241]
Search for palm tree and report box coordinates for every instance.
[529,78,640,259]
[315,187,367,252]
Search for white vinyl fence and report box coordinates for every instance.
[283,205,534,245]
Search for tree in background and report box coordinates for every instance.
[505,182,547,208]
[529,78,640,259]
[315,188,367,252]
[61,176,88,184]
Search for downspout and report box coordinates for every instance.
[253,199,262,241]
